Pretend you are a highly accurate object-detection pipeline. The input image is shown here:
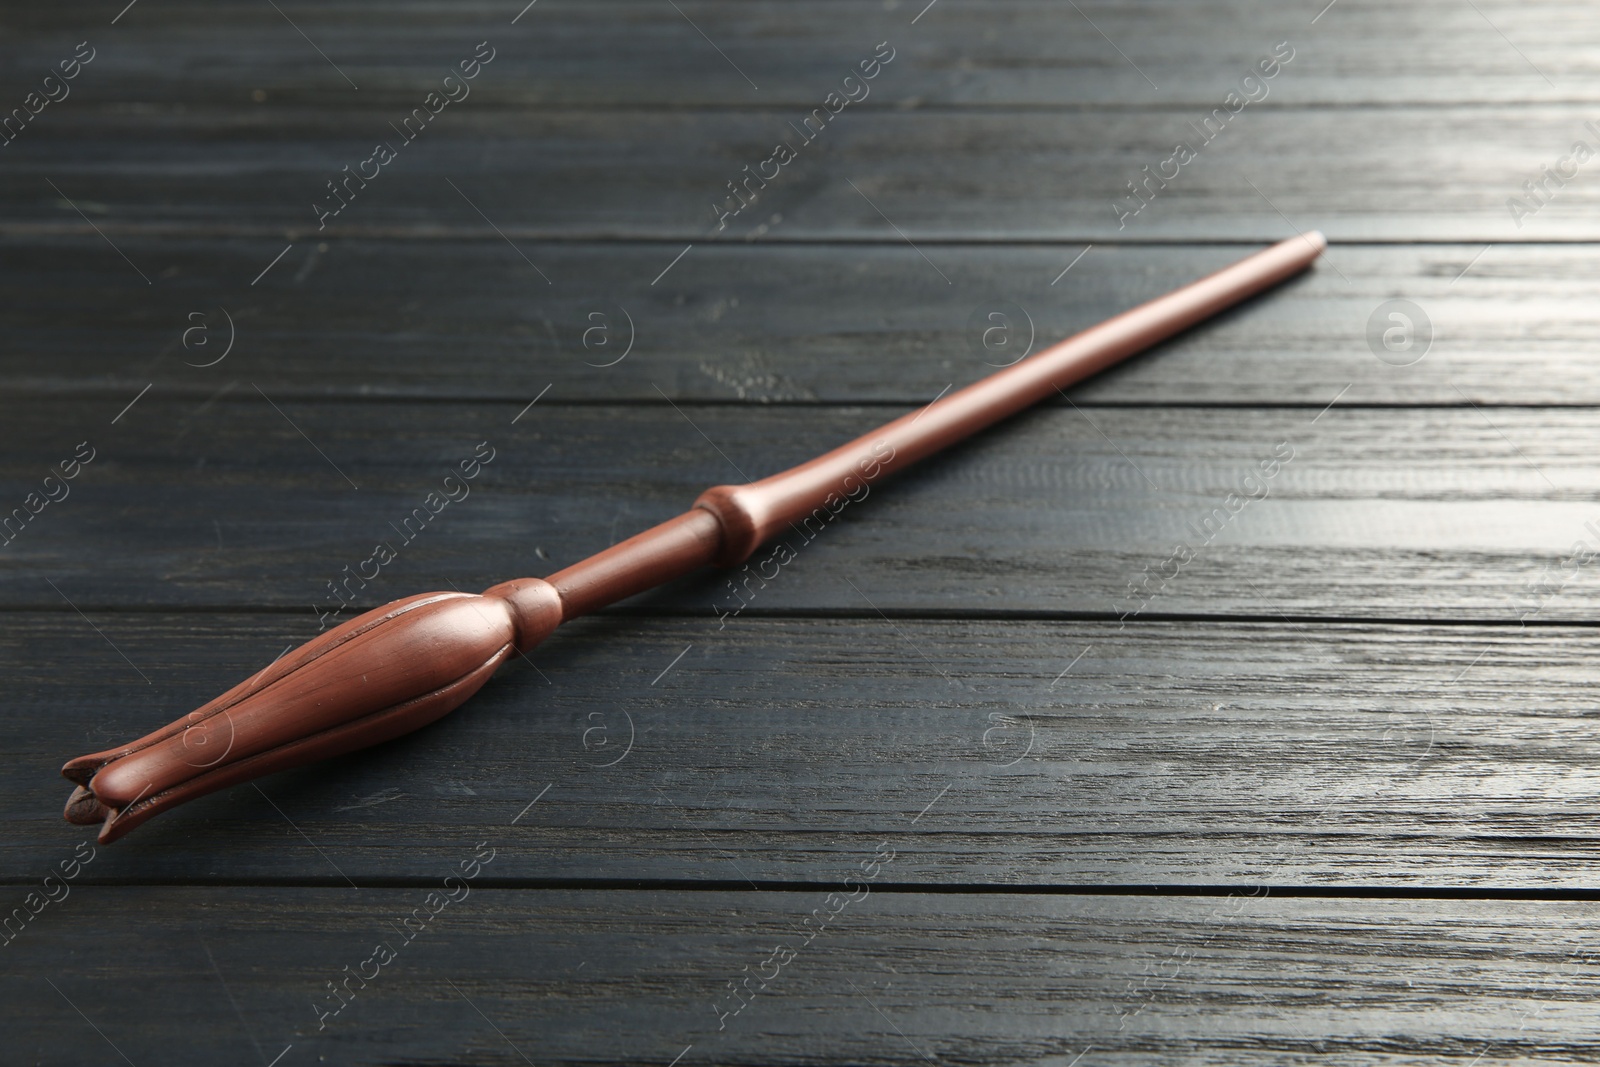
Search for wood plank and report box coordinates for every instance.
[7,238,1593,406]
[6,106,1599,241]
[1,886,1592,1065]
[2,0,1591,107]
[1,397,1596,618]
[6,613,1597,886]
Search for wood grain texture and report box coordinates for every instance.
[1,0,1592,107]
[2,886,1595,1066]
[6,106,1600,241]
[2,396,1596,618]
[4,613,1595,886]
[7,237,1592,406]
[3,0,1596,1058]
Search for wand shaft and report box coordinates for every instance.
[547,231,1326,611]
[62,232,1324,842]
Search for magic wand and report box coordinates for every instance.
[62,232,1325,842]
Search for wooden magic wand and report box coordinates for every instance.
[62,233,1325,842]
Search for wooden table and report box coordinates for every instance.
[5,2,1599,1063]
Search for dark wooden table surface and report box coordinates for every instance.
[5,1,1600,1063]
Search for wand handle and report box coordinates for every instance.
[62,233,1323,842]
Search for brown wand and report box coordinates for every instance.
[62,233,1325,842]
